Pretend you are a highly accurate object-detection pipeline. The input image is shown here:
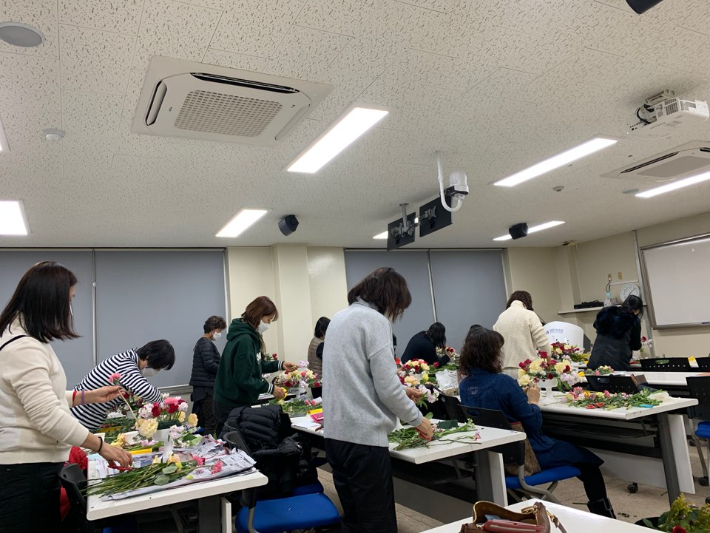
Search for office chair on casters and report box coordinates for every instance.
[686,376,710,503]
[222,428,341,533]
[459,405,580,504]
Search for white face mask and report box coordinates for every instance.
[257,321,270,334]
[212,331,222,340]
[141,367,159,378]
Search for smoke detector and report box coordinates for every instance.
[0,22,44,47]
[43,128,65,141]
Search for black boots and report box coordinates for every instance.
[587,497,616,518]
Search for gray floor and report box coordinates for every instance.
[316,445,710,532]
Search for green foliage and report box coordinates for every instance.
[656,494,710,532]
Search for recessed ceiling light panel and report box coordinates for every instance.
[0,200,29,235]
[0,22,44,47]
[216,209,267,238]
[493,220,565,241]
[0,115,8,153]
[636,171,710,198]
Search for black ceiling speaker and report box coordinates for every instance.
[626,0,664,14]
[509,222,529,240]
[278,215,299,236]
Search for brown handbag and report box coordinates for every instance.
[459,501,567,533]
[504,422,541,477]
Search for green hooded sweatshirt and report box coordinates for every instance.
[213,318,282,408]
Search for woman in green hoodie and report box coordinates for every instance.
[213,296,297,427]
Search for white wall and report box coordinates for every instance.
[504,247,561,324]
[307,247,349,326]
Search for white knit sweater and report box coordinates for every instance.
[0,320,89,464]
[493,301,552,372]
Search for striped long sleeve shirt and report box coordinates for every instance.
[71,350,162,431]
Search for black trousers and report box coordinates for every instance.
[192,394,217,436]
[0,462,63,533]
[325,438,397,533]
[575,462,607,502]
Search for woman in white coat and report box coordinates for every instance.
[493,291,552,377]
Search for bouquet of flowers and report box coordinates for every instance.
[436,346,459,366]
[565,387,665,410]
[640,336,654,353]
[397,359,431,385]
[517,352,578,390]
[108,372,137,417]
[584,365,614,376]
[277,361,320,389]
[550,342,587,363]
[135,395,194,439]
[643,494,710,532]
[264,352,279,362]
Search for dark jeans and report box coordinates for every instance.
[325,438,397,533]
[192,391,217,436]
[575,462,607,502]
[213,400,234,437]
[0,462,63,532]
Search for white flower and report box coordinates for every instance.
[518,374,532,387]
[169,425,185,441]
[178,402,188,412]
[529,360,543,374]
[518,368,526,378]
[298,360,309,368]
[138,405,153,419]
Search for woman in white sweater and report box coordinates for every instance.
[0,261,132,532]
[493,291,552,377]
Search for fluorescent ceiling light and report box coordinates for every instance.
[0,200,29,235]
[494,137,617,187]
[0,115,8,153]
[373,231,388,240]
[216,209,267,238]
[493,220,565,241]
[636,171,710,198]
[287,107,388,174]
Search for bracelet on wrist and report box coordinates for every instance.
[97,437,103,453]
[81,390,86,405]
[72,390,77,407]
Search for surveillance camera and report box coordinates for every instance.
[278,215,299,236]
[448,170,469,198]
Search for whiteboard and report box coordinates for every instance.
[641,235,710,328]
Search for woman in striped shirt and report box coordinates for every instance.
[71,340,175,431]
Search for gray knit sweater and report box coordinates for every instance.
[322,300,423,447]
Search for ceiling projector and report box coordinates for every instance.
[630,90,709,139]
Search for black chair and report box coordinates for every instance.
[640,357,692,372]
[459,406,580,504]
[442,394,467,423]
[686,376,710,499]
[587,375,645,394]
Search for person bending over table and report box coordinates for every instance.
[459,325,615,518]
[212,296,298,429]
[0,261,132,532]
[190,315,227,435]
[587,295,643,371]
[323,267,434,533]
[493,291,552,378]
[72,339,175,431]
[308,316,329,379]
[401,322,448,365]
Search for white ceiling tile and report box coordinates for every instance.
[0,0,58,57]
[62,90,124,138]
[466,68,539,103]
[131,0,223,71]
[121,68,147,123]
[59,0,143,34]
[209,0,307,57]
[329,37,403,78]
[393,2,474,57]
[0,53,59,108]
[59,24,135,94]
[307,70,376,123]
[201,48,269,72]
[296,0,387,37]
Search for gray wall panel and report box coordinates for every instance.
[95,250,226,387]
[0,251,94,387]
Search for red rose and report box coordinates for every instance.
[565,366,571,373]
[167,403,179,414]
[539,352,547,358]
[433,362,440,368]
[547,373,554,380]
[151,403,161,417]
[641,336,647,342]
[672,526,687,533]
[395,358,401,366]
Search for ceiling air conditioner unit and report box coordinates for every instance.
[131,57,332,147]
[601,141,710,182]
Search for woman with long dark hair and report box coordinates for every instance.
[322,267,434,532]
[493,290,551,377]
[0,262,132,532]
[588,295,643,371]
[213,296,297,426]
[401,322,447,365]
[458,325,614,518]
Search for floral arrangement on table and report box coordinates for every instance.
[413,384,440,408]
[276,361,320,389]
[640,336,654,354]
[135,395,195,439]
[564,387,667,410]
[643,494,710,532]
[269,397,320,416]
[517,352,579,390]
[549,342,587,363]
[584,365,614,376]
[436,346,460,366]
[397,359,431,384]
[388,413,479,450]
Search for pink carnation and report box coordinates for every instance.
[191,455,205,466]
[211,460,223,474]
[108,372,121,384]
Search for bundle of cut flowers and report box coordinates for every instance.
[436,346,460,366]
[269,397,320,416]
[388,413,479,450]
[550,342,587,363]
[518,352,578,390]
[565,386,666,410]
[643,494,710,532]
[277,361,320,389]
[135,396,194,438]
[397,359,431,385]
[584,365,614,376]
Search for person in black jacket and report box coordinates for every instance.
[190,315,227,435]
[587,296,643,371]
[401,322,448,365]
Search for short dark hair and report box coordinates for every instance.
[0,261,79,343]
[347,267,412,320]
[242,296,279,329]
[314,316,330,338]
[506,290,533,310]
[425,322,446,348]
[458,325,505,376]
[203,315,227,333]
[621,294,644,318]
[137,340,175,370]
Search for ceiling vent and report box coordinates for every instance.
[601,141,710,182]
[131,57,332,147]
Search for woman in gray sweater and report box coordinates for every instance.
[323,267,433,533]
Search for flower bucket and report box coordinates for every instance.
[154,428,170,443]
[539,379,556,399]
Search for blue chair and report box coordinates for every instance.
[223,428,341,533]
[686,376,710,501]
[460,406,581,503]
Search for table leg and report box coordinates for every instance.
[198,495,222,532]
[658,413,681,505]
[474,450,508,505]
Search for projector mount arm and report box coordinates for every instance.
[437,152,464,213]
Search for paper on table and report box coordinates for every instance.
[290,416,321,430]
